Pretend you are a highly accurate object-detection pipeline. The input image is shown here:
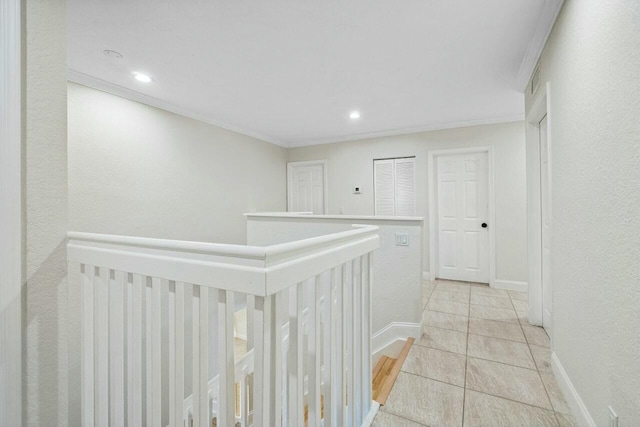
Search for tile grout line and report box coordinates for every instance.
[464,384,559,413]
[421,322,529,346]
[378,408,429,427]
[507,290,557,416]
[461,284,471,427]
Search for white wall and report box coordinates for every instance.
[288,121,528,284]
[525,1,640,424]
[246,214,423,345]
[68,82,287,244]
[24,0,69,425]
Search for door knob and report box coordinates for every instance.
[481,223,488,228]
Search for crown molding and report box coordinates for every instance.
[515,0,565,91]
[69,70,527,150]
[67,69,289,148]
[288,114,525,148]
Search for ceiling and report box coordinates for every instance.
[68,0,551,147]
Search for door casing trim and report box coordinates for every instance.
[526,82,552,328]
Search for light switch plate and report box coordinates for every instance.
[395,232,409,246]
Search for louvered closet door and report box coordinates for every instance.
[437,153,489,283]
[394,158,416,216]
[374,159,395,215]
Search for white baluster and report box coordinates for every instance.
[287,282,304,427]
[347,262,356,426]
[128,274,143,427]
[192,286,201,427]
[173,282,185,427]
[246,295,255,350]
[308,276,322,427]
[239,375,248,426]
[362,254,372,415]
[218,290,235,427]
[95,267,109,427]
[149,278,162,426]
[252,295,270,426]
[199,287,210,426]
[145,277,152,426]
[353,259,362,425]
[274,292,284,427]
[109,270,125,426]
[323,269,334,426]
[169,282,175,426]
[81,264,95,427]
[338,264,347,426]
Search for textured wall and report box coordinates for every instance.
[24,0,69,425]
[288,121,528,283]
[525,0,640,424]
[68,82,287,244]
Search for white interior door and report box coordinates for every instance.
[437,152,489,283]
[287,161,326,214]
[540,115,552,332]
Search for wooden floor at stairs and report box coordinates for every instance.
[372,338,414,405]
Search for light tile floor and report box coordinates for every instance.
[373,280,578,427]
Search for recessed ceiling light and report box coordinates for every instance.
[103,49,123,59]
[133,72,153,83]
[349,111,361,119]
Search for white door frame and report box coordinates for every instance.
[286,160,329,214]
[428,146,496,285]
[526,82,552,327]
[0,0,23,425]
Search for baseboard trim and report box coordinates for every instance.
[361,401,381,427]
[372,322,421,356]
[422,271,431,281]
[550,352,596,427]
[492,279,528,292]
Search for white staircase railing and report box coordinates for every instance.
[68,224,379,427]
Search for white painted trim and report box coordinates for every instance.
[361,401,381,427]
[290,115,524,148]
[428,146,496,286]
[371,322,421,356]
[492,280,528,292]
[550,352,596,427]
[0,1,23,425]
[67,225,380,297]
[67,69,289,147]
[286,160,329,214]
[246,212,423,222]
[515,0,564,91]
[422,271,431,281]
[525,82,552,327]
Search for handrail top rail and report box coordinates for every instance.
[68,224,378,262]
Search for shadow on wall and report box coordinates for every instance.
[24,239,68,426]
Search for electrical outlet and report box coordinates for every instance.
[395,232,409,246]
[609,406,618,427]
